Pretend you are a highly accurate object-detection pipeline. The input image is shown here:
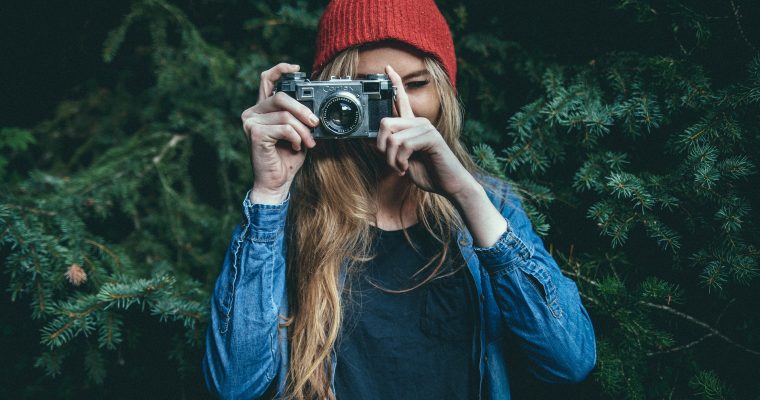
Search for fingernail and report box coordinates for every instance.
[309,114,319,125]
[292,64,300,69]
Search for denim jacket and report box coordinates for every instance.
[202,176,597,399]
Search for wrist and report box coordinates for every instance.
[250,184,290,205]
[449,179,486,209]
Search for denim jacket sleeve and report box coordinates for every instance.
[472,179,597,383]
[202,191,290,399]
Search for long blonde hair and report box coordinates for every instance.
[281,43,487,400]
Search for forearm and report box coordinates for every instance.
[450,181,508,248]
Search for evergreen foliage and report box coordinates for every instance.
[2,0,759,398]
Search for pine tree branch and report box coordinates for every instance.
[4,204,57,216]
[578,290,600,306]
[0,219,25,245]
[561,267,760,357]
[640,301,760,356]
[646,333,715,356]
[729,0,759,54]
[647,298,736,356]
[688,116,720,142]
[152,134,187,165]
[85,239,122,272]
[561,267,600,286]
[77,133,186,196]
[31,244,47,315]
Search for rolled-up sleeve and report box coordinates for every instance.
[473,184,596,383]
[202,190,290,399]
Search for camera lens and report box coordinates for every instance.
[319,92,362,136]
[327,101,354,125]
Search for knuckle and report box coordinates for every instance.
[279,111,295,124]
[242,108,256,122]
[242,117,254,131]
[273,91,290,105]
[299,105,312,118]
[248,126,262,141]
[285,124,299,137]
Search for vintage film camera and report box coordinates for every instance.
[274,72,396,138]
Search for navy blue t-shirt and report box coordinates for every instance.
[334,222,479,399]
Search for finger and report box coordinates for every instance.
[255,91,320,129]
[270,124,304,152]
[253,111,316,148]
[376,117,428,153]
[258,63,301,104]
[385,125,431,175]
[246,121,303,152]
[395,128,439,172]
[386,65,415,119]
[241,105,256,122]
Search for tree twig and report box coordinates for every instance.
[560,267,758,356]
[560,267,600,286]
[648,299,737,356]
[647,333,715,357]
[641,301,760,356]
[729,0,759,54]
[152,134,187,165]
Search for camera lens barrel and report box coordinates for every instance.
[319,91,363,136]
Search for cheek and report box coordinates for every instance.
[409,92,441,122]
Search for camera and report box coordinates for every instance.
[274,72,396,139]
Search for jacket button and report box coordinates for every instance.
[459,239,468,246]
[484,354,489,362]
[480,294,485,302]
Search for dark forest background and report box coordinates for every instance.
[2,0,759,399]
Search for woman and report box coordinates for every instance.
[202,0,596,399]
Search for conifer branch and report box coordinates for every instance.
[152,134,187,165]
[641,301,760,356]
[646,333,715,356]
[563,267,760,357]
[729,0,759,54]
[85,239,122,271]
[5,204,57,216]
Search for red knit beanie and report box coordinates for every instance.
[312,0,457,88]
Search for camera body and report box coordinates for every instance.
[274,72,396,139]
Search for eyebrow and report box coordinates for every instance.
[355,69,429,80]
[402,70,429,80]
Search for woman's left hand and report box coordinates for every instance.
[376,65,478,201]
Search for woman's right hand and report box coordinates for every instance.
[241,63,319,204]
